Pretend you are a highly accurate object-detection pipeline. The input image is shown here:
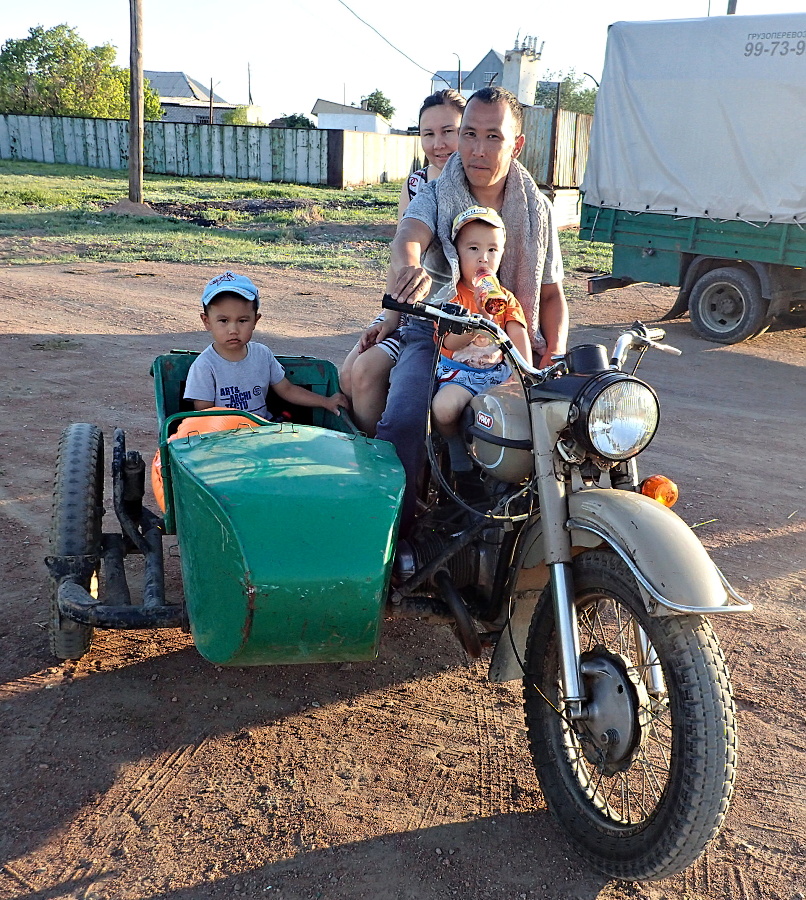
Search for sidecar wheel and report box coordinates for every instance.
[523,550,736,881]
[48,423,104,660]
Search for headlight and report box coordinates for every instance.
[570,373,659,460]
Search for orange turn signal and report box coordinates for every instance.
[640,474,679,507]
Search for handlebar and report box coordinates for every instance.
[609,322,682,369]
[380,297,681,378]
[382,294,543,378]
[381,294,433,317]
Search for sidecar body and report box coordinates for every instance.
[47,351,405,665]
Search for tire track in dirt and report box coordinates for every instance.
[0,663,75,798]
[43,732,210,899]
[360,687,478,832]
[471,680,520,820]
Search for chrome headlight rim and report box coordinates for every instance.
[569,372,660,461]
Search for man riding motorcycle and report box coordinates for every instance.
[365,86,569,534]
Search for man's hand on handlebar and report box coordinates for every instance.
[537,348,559,369]
[391,266,432,302]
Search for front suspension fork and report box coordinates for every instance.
[531,404,586,719]
[549,562,586,719]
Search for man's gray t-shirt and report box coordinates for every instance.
[184,342,285,417]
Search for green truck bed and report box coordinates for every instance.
[580,203,806,287]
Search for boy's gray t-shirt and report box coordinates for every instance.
[184,342,285,416]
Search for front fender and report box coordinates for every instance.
[566,489,751,614]
[489,488,751,684]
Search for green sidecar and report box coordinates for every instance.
[45,351,405,665]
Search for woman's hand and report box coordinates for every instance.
[358,323,385,353]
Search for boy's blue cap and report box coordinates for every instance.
[201,271,260,309]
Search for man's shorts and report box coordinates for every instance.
[435,355,512,396]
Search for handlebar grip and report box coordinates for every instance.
[654,342,683,356]
[381,293,430,316]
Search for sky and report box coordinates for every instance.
[3,0,806,128]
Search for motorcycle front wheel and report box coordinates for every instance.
[523,550,737,881]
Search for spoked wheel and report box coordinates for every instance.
[49,423,105,660]
[523,550,737,881]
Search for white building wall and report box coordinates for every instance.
[316,113,390,134]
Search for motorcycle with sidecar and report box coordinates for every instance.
[45,297,751,881]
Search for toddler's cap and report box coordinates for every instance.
[201,271,260,308]
[451,206,506,242]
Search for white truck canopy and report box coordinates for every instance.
[581,14,806,224]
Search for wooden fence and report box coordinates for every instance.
[0,109,591,192]
[0,114,421,187]
[520,107,592,189]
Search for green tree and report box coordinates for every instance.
[277,113,315,129]
[0,25,162,119]
[222,106,250,125]
[362,89,395,120]
[535,70,597,115]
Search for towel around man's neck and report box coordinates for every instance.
[433,152,552,352]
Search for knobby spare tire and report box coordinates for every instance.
[48,423,104,659]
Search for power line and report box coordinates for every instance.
[332,0,452,87]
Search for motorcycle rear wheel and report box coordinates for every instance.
[523,550,737,881]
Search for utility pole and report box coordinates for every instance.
[209,79,214,125]
[128,0,144,204]
[727,0,737,12]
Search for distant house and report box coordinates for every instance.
[432,50,505,95]
[311,99,391,134]
[431,39,543,106]
[143,71,263,125]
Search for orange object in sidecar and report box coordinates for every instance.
[151,408,260,512]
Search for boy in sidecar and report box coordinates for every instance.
[185,271,348,418]
[431,207,532,474]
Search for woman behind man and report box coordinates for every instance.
[339,89,466,435]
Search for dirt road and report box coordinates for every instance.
[1,261,804,900]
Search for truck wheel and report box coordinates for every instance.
[49,424,104,660]
[688,267,771,343]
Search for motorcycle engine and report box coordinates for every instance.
[465,382,533,484]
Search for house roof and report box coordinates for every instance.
[311,98,388,122]
[432,50,506,92]
[462,50,505,91]
[144,71,229,104]
[432,71,459,90]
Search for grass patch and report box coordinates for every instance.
[559,228,612,273]
[0,160,398,273]
[0,160,609,280]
